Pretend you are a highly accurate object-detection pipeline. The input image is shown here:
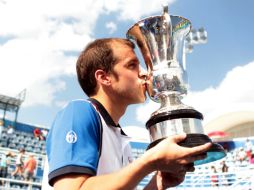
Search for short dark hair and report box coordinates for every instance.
[76,38,135,96]
[19,148,25,153]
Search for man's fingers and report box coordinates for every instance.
[178,153,207,165]
[176,163,195,173]
[185,163,195,172]
[192,153,207,161]
[170,133,187,143]
[186,142,212,156]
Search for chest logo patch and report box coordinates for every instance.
[66,130,77,144]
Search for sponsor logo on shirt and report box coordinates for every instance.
[66,130,77,143]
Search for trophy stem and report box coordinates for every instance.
[152,93,191,116]
[159,93,182,108]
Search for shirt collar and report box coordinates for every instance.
[88,98,127,136]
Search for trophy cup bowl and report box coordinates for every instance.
[127,6,226,165]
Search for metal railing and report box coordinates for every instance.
[0,177,41,190]
[136,165,254,190]
[173,165,254,190]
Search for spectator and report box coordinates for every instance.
[6,125,14,147]
[0,152,13,186]
[33,128,44,141]
[221,160,228,173]
[250,154,254,164]
[245,138,253,161]
[23,155,37,181]
[0,120,4,140]
[11,148,25,179]
[210,165,219,187]
[238,147,247,163]
[41,129,48,140]
[221,160,229,186]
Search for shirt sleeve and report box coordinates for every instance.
[46,100,101,186]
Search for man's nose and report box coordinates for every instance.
[139,66,148,80]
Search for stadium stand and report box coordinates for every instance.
[0,119,46,190]
[130,137,254,190]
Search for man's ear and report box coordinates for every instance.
[95,69,111,86]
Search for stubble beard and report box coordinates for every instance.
[128,86,147,105]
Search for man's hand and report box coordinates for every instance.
[156,171,185,189]
[143,134,211,190]
[156,162,195,189]
[147,133,211,174]
[144,166,194,190]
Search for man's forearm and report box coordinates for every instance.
[53,150,156,190]
[81,151,155,190]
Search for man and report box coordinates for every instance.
[0,120,4,140]
[245,138,253,160]
[6,125,14,147]
[12,148,25,179]
[45,38,211,190]
[33,128,44,141]
[0,152,13,186]
[23,155,37,181]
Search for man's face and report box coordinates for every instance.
[109,41,147,105]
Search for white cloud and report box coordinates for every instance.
[187,60,254,124]
[136,60,254,125]
[103,0,176,21]
[0,0,177,108]
[0,0,102,105]
[105,22,117,34]
[24,79,66,107]
[136,99,160,125]
[123,125,150,142]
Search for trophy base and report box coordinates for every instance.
[147,133,226,165]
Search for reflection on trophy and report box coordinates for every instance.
[127,5,226,165]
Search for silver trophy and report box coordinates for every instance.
[127,6,225,165]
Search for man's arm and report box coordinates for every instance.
[53,155,151,190]
[52,134,211,190]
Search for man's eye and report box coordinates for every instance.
[128,62,137,69]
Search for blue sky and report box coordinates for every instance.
[1,0,254,135]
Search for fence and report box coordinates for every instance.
[0,177,41,190]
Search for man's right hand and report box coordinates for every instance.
[145,133,212,174]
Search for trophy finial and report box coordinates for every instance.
[162,5,168,14]
[162,5,170,22]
